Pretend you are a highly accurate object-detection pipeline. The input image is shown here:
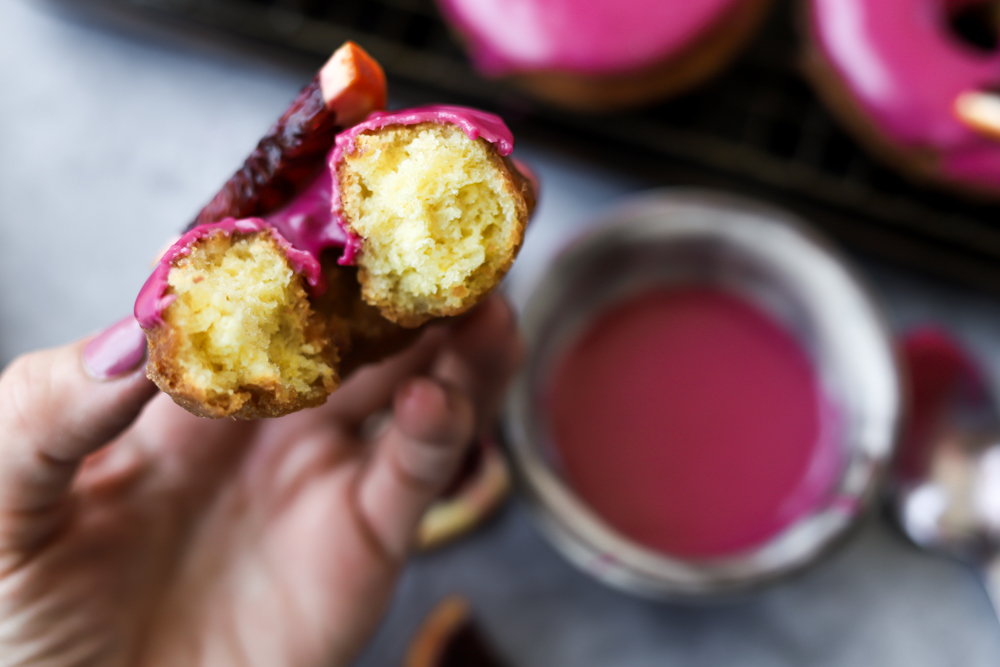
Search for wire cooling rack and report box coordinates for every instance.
[69,0,1000,293]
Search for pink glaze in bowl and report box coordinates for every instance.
[503,190,900,598]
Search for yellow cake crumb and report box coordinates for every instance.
[164,231,334,406]
[340,122,521,323]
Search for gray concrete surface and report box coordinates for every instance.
[3,1,1000,664]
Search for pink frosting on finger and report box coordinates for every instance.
[135,218,324,329]
[437,0,750,76]
[810,0,1000,188]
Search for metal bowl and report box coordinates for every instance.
[503,190,901,599]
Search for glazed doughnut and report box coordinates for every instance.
[805,0,1000,197]
[135,47,535,419]
[437,0,773,112]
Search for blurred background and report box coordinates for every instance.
[4,0,1000,664]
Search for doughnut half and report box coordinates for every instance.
[135,48,535,419]
[138,220,338,419]
[332,107,536,327]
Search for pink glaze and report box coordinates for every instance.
[134,218,324,329]
[437,0,749,76]
[811,0,1000,188]
[511,157,540,199]
[546,288,840,560]
[265,167,364,265]
[332,105,515,160]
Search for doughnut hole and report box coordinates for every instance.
[339,122,522,326]
[161,230,336,416]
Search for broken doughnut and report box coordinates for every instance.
[135,43,535,419]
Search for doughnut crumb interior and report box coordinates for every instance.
[146,229,338,419]
[340,122,528,326]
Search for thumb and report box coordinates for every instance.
[0,316,155,537]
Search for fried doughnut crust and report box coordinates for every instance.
[145,230,338,419]
[313,259,424,375]
[192,42,386,228]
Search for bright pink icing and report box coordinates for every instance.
[136,105,519,327]
[437,0,748,76]
[546,288,841,560]
[134,218,324,329]
[265,167,364,265]
[811,0,1000,188]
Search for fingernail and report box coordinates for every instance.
[83,315,148,380]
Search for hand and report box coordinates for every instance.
[0,295,522,667]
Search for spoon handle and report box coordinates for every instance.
[981,555,1000,619]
